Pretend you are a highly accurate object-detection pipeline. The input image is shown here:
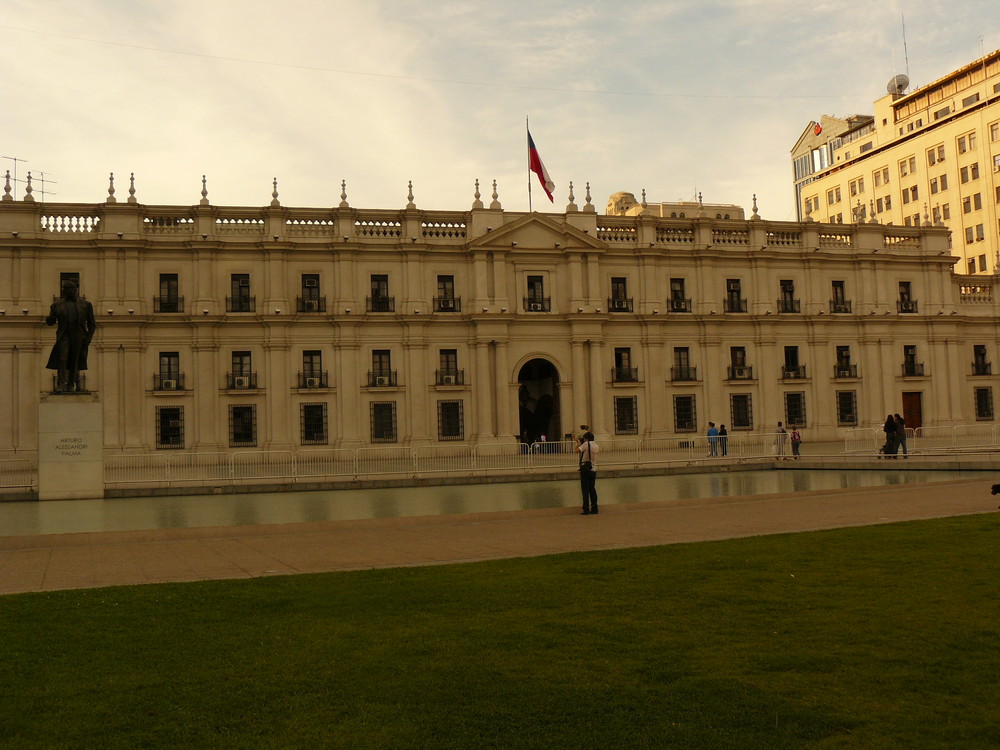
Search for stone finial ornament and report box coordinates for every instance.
[107,172,117,203]
[566,181,577,212]
[751,194,760,220]
[23,171,34,202]
[583,182,595,213]
[869,199,879,223]
[339,180,349,208]
[472,179,484,209]
[128,172,137,204]
[200,175,209,206]
[406,180,416,209]
[640,188,648,209]
[489,180,501,210]
[2,170,11,202]
[271,178,280,207]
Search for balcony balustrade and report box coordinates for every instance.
[727,365,753,380]
[297,371,329,388]
[781,365,807,379]
[777,298,801,313]
[829,299,853,313]
[972,361,992,376]
[523,297,551,312]
[368,370,398,387]
[897,299,919,313]
[367,296,395,313]
[723,298,748,313]
[226,372,259,389]
[435,369,465,385]
[608,297,634,312]
[901,362,925,377]
[153,296,184,313]
[226,296,256,313]
[153,373,186,391]
[670,366,698,382]
[433,296,462,312]
[296,296,327,313]
[834,364,858,379]
[611,366,640,383]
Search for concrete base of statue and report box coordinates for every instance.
[38,392,104,500]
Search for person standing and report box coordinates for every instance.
[790,427,802,458]
[883,414,899,457]
[718,424,728,457]
[706,422,719,457]
[894,413,908,457]
[774,421,788,457]
[577,431,600,515]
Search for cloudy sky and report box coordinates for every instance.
[2,1,997,219]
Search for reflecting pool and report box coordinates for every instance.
[1,469,991,537]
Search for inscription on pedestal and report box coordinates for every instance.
[38,394,104,500]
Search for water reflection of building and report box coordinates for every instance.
[0,177,998,465]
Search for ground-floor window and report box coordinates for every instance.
[437,400,464,440]
[300,403,328,444]
[229,404,257,447]
[371,401,397,443]
[974,387,994,420]
[673,395,696,432]
[729,393,753,430]
[155,406,184,449]
[614,396,638,435]
[784,392,806,427]
[836,391,858,425]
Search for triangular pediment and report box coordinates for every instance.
[469,212,606,251]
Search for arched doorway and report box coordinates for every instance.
[517,359,561,444]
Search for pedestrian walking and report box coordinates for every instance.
[894,413,908,457]
[774,421,788,457]
[576,431,600,515]
[718,424,728,456]
[706,422,719,457]
[790,427,802,458]
[883,414,899,457]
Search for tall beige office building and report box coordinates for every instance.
[791,49,1000,274]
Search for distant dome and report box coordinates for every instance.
[606,191,639,215]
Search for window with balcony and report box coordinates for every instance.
[434,275,460,312]
[437,400,464,440]
[229,351,256,389]
[672,347,696,382]
[673,395,696,432]
[778,280,799,313]
[300,403,328,445]
[724,279,746,312]
[228,274,254,313]
[437,349,463,385]
[229,404,257,447]
[669,278,691,312]
[973,345,991,375]
[368,274,393,312]
[524,275,550,311]
[830,280,851,313]
[155,406,184,449]
[782,346,806,379]
[370,401,397,443]
[835,346,857,378]
[729,393,753,430]
[299,350,327,388]
[902,345,924,377]
[369,350,396,387]
[155,351,183,391]
[609,277,632,312]
[898,282,917,313]
[614,396,638,435]
[155,273,182,313]
[612,348,639,383]
[728,347,752,380]
[298,274,325,313]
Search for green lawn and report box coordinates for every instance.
[2,514,998,749]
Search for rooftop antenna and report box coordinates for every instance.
[34,172,57,202]
[1,156,27,195]
[901,13,910,78]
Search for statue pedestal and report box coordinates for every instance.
[38,393,104,500]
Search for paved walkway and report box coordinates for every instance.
[1,477,997,595]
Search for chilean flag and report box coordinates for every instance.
[527,129,555,203]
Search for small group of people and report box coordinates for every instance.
[774,421,803,459]
[881,413,908,457]
[705,422,729,457]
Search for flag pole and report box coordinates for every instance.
[526,116,533,212]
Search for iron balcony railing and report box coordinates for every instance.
[368,370,398,387]
[297,371,329,388]
[367,296,395,313]
[727,365,753,380]
[435,369,465,385]
[897,299,919,313]
[829,299,852,313]
[608,297,634,312]
[781,365,807,379]
[226,296,256,313]
[611,366,640,383]
[777,298,801,313]
[226,372,259,389]
[433,296,462,312]
[153,296,184,313]
[296,296,327,313]
[153,373,186,391]
[523,297,551,312]
[723,298,748,313]
[902,362,925,377]
[834,364,858,378]
[668,297,692,313]
[670,366,698,382]
[972,361,992,376]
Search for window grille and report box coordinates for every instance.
[673,395,696,432]
[784,392,807,427]
[371,401,397,443]
[836,391,858,425]
[437,400,464,440]
[300,403,328,445]
[229,404,257,447]
[155,406,184,449]
[614,396,638,435]
[729,393,753,430]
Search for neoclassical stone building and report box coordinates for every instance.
[0,175,996,462]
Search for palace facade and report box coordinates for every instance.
[0,177,996,465]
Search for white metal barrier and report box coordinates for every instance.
[0,459,34,489]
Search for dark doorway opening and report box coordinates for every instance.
[517,359,561,444]
[902,391,922,429]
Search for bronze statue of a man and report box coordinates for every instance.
[45,279,97,392]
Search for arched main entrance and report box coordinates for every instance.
[517,358,561,444]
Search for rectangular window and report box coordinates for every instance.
[673,395,696,432]
[372,350,392,377]
[968,258,978,274]
[301,403,328,445]
[370,401,397,443]
[369,274,392,312]
[159,351,180,379]
[232,350,252,376]
[437,275,455,300]
[437,400,464,440]
[157,273,180,312]
[439,348,458,373]
[991,122,1000,142]
[930,177,939,194]
[611,276,628,301]
[836,391,858,425]
[229,405,257,447]
[527,275,545,300]
[614,396,638,435]
[229,273,253,312]
[155,406,184,449]
[784,392,806,427]
[729,394,753,430]
[301,273,320,297]
[962,93,980,108]
[975,387,994,420]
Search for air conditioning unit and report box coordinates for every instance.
[441,375,456,385]
[670,299,688,312]
[374,375,390,387]
[732,366,750,378]
[304,278,318,288]
[610,299,628,310]
[233,376,250,388]
[900,301,916,312]
[160,379,177,391]
[302,299,318,312]
[438,298,454,310]
[528,302,543,311]
[304,377,320,388]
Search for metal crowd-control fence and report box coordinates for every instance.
[0,459,35,489]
